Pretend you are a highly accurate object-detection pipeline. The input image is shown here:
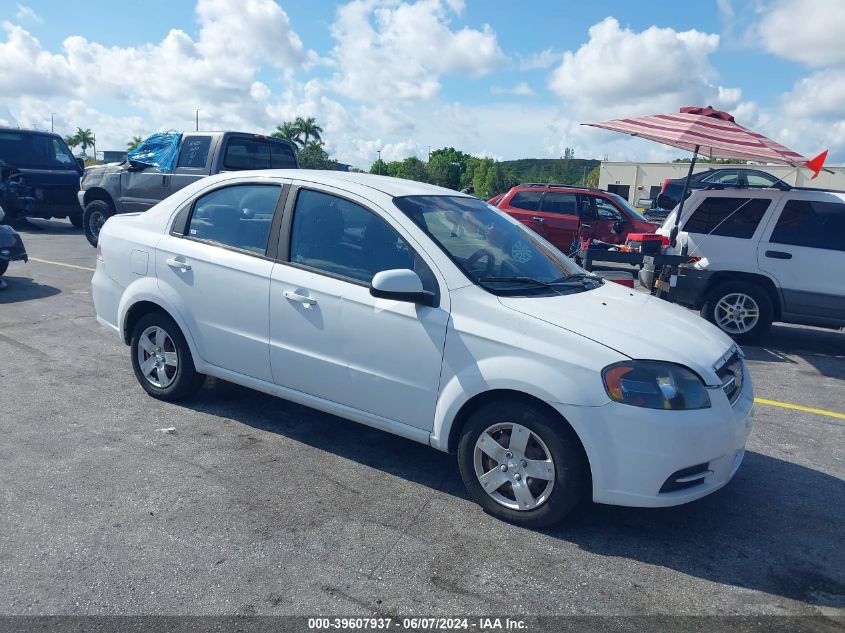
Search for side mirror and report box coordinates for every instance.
[75,158,85,171]
[370,269,435,306]
[612,219,626,233]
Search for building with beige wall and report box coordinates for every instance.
[598,162,845,208]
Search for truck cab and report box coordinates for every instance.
[0,128,84,225]
[79,132,299,245]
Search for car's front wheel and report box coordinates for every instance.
[702,280,774,344]
[130,311,205,401]
[83,199,114,247]
[457,399,589,527]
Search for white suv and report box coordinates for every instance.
[655,188,845,343]
[92,170,753,527]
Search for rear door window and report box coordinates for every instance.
[508,190,542,211]
[702,170,739,184]
[539,192,578,216]
[683,197,770,239]
[187,184,281,254]
[745,171,780,187]
[270,142,297,168]
[223,139,272,170]
[770,200,845,251]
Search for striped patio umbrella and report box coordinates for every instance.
[583,106,812,246]
[583,106,808,165]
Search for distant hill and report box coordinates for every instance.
[500,158,600,186]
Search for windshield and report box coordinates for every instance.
[0,132,78,170]
[607,192,649,222]
[394,195,596,294]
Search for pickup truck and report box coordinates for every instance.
[79,131,299,245]
[0,127,84,226]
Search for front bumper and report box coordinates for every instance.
[0,225,28,266]
[553,361,754,507]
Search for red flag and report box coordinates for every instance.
[805,150,828,179]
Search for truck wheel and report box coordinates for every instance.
[702,280,774,344]
[83,199,114,246]
[68,213,83,229]
[457,398,589,527]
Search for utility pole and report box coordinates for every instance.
[195,109,199,131]
[51,113,54,133]
[427,146,431,162]
[377,150,381,175]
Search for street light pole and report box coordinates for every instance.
[195,109,199,131]
[51,113,54,133]
[377,150,381,175]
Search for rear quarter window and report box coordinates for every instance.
[683,197,771,239]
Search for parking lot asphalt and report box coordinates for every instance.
[1,219,843,618]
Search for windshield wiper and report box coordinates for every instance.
[549,272,604,284]
[478,276,555,287]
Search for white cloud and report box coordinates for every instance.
[758,0,845,67]
[329,0,504,103]
[15,4,41,24]
[549,18,722,118]
[518,48,559,71]
[490,82,535,96]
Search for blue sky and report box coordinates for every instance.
[2,0,843,166]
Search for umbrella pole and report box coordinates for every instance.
[670,144,699,249]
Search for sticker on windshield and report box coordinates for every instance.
[511,240,533,263]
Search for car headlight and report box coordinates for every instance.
[602,361,711,410]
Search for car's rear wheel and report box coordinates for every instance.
[457,399,589,527]
[702,280,773,344]
[130,311,205,401]
[83,199,114,247]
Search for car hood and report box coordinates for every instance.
[497,282,734,385]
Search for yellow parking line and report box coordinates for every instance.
[755,397,845,420]
[28,257,95,273]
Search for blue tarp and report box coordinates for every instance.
[126,131,181,173]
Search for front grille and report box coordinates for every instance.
[660,463,710,493]
[716,352,744,405]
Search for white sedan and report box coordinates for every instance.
[92,170,754,527]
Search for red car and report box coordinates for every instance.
[489,184,660,254]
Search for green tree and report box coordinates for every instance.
[396,156,428,182]
[369,158,387,175]
[426,147,473,190]
[297,142,336,170]
[272,121,302,146]
[127,136,143,151]
[74,127,95,157]
[294,116,323,146]
[585,165,600,188]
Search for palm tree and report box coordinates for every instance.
[272,122,302,147]
[64,134,79,151]
[75,127,95,157]
[127,136,143,151]
[294,116,323,146]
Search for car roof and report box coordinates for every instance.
[206,169,470,198]
[510,183,610,195]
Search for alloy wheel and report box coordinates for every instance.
[473,422,555,511]
[136,326,178,388]
[714,292,760,334]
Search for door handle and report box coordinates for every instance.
[531,216,545,223]
[283,290,317,308]
[765,250,792,260]
[166,257,191,271]
[581,223,592,229]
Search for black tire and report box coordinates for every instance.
[0,260,8,276]
[68,213,83,229]
[83,199,114,247]
[701,280,774,344]
[130,311,205,401]
[457,399,590,528]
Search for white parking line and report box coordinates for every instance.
[28,257,96,273]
